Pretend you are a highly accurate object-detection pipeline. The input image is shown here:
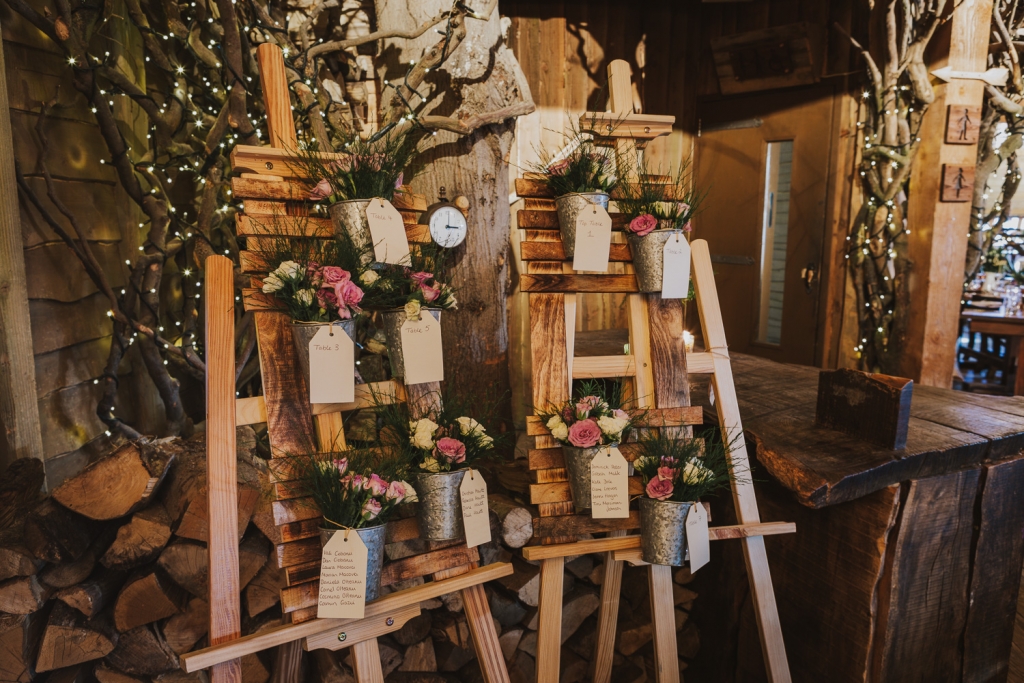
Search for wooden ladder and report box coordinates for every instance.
[515,60,794,683]
[182,44,511,683]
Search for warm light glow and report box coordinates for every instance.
[683,331,695,353]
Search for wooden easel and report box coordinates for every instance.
[515,60,794,683]
[181,44,512,683]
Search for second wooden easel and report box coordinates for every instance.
[515,60,794,683]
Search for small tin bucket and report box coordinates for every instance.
[377,308,442,379]
[412,470,468,541]
[561,445,605,510]
[626,227,684,293]
[329,200,374,262]
[555,192,610,259]
[639,498,693,566]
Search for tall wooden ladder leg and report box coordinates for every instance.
[463,582,511,683]
[536,557,565,683]
[691,240,791,683]
[350,639,385,683]
[592,530,626,683]
[648,564,680,683]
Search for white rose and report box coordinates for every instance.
[550,422,569,442]
[420,457,440,473]
[457,416,483,436]
[296,288,315,306]
[597,415,628,438]
[400,481,418,503]
[546,415,564,431]
[682,460,712,485]
[277,260,301,279]
[261,273,284,293]
[360,270,379,285]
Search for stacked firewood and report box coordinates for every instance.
[0,433,698,683]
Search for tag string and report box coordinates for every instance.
[323,517,354,540]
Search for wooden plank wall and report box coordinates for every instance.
[0,0,160,485]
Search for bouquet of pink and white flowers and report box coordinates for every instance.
[617,154,706,237]
[540,381,641,448]
[303,453,417,530]
[262,259,366,322]
[632,431,738,503]
[406,415,495,473]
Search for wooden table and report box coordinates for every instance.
[687,353,1024,683]
[961,305,1024,394]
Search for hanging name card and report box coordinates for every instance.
[572,204,612,272]
[365,198,411,265]
[661,233,691,299]
[460,469,491,548]
[308,324,355,404]
[590,446,629,518]
[400,314,444,385]
[317,530,368,619]
[686,503,710,572]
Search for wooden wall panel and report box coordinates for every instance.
[24,242,126,301]
[18,177,122,248]
[33,336,129,399]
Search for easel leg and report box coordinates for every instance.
[536,557,564,683]
[592,532,626,683]
[741,536,792,683]
[350,639,385,683]
[462,583,510,683]
[648,564,680,683]
[270,641,302,683]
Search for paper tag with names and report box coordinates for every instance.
[365,198,411,265]
[308,324,355,404]
[317,530,368,619]
[686,503,710,572]
[572,204,612,272]
[400,314,444,385]
[590,446,630,518]
[661,233,691,299]
[460,469,491,548]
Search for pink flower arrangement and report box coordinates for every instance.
[547,158,571,176]
[308,455,417,530]
[567,419,602,448]
[309,179,332,201]
[628,213,658,236]
[361,498,382,521]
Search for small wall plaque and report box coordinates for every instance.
[945,105,981,145]
[941,164,975,202]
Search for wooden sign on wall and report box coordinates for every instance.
[945,105,981,145]
[941,164,975,202]
[710,22,824,95]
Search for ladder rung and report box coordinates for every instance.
[235,380,405,426]
[572,355,637,379]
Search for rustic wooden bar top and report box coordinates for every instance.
[718,353,1024,508]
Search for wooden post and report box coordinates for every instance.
[536,557,564,683]
[903,0,994,386]
[0,24,45,473]
[205,254,242,683]
[256,44,297,151]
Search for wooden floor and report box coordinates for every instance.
[1012,567,1024,682]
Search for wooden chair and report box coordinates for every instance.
[513,60,795,683]
[181,44,512,683]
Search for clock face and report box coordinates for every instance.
[428,205,468,249]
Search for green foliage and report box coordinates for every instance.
[615,153,707,230]
[293,130,419,203]
[633,429,744,503]
[532,114,620,196]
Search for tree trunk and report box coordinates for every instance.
[374,1,532,427]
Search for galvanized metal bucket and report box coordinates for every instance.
[412,470,467,541]
[329,199,374,262]
[291,320,358,398]
[377,308,442,379]
[320,523,388,602]
[555,192,610,259]
[626,227,684,293]
[639,498,693,566]
[562,445,604,510]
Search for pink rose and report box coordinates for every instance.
[567,419,602,448]
[367,474,388,496]
[361,498,382,520]
[657,466,677,482]
[683,221,693,233]
[309,178,332,200]
[575,395,601,420]
[395,172,404,190]
[316,286,339,310]
[330,156,354,173]
[321,266,351,285]
[410,272,433,286]
[612,409,629,422]
[348,474,364,490]
[676,202,690,216]
[420,282,441,302]
[334,279,364,317]
[646,476,674,501]
[436,437,467,464]
[547,158,570,176]
[386,480,408,502]
[333,458,348,475]
[628,213,657,236]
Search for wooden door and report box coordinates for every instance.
[693,87,834,365]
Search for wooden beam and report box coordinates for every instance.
[204,255,242,683]
[903,0,995,386]
[0,35,44,472]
